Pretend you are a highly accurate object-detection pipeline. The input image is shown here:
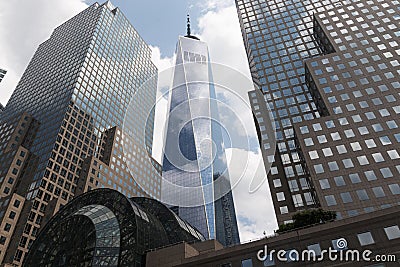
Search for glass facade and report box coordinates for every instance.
[235,0,342,224]
[236,0,400,224]
[24,189,204,266]
[0,2,160,265]
[161,35,240,246]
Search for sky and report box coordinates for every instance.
[0,0,278,241]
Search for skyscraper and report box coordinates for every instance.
[0,2,161,265]
[235,0,400,225]
[161,20,240,247]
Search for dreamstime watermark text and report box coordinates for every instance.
[257,238,397,263]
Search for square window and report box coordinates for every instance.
[388,184,400,195]
[356,189,369,200]
[372,187,386,198]
[334,176,346,186]
[380,168,393,178]
[325,195,337,206]
[365,139,376,148]
[343,159,354,168]
[328,161,339,171]
[319,179,330,189]
[307,243,322,256]
[273,179,282,188]
[336,145,347,154]
[280,206,288,214]
[340,192,353,203]
[350,142,362,151]
[309,151,319,159]
[372,153,385,163]
[349,173,361,183]
[365,170,377,181]
[331,132,341,141]
[357,232,375,246]
[384,225,400,240]
[322,148,333,157]
[357,156,369,165]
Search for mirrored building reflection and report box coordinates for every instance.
[0,2,161,265]
[161,24,240,247]
[236,0,400,226]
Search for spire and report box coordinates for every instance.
[184,14,200,40]
[187,14,191,36]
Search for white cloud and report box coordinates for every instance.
[228,148,277,241]
[0,0,88,105]
[150,45,175,72]
[198,5,251,79]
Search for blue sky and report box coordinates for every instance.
[0,0,277,242]
[85,0,203,56]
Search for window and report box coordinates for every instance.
[349,173,361,183]
[340,192,353,203]
[325,195,337,206]
[319,179,330,189]
[356,190,369,201]
[273,179,282,188]
[280,206,288,214]
[388,184,400,195]
[286,249,299,262]
[365,170,377,181]
[241,259,253,267]
[13,199,21,208]
[336,145,347,154]
[372,187,385,198]
[263,255,276,266]
[384,225,400,240]
[314,164,324,174]
[357,232,375,246]
[4,223,11,232]
[328,161,339,171]
[307,243,322,257]
[380,168,393,178]
[9,211,16,220]
[334,176,346,186]
[276,192,285,202]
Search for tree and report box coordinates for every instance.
[276,209,336,233]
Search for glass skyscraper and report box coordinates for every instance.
[0,2,161,265]
[161,29,240,246]
[235,0,341,225]
[236,0,400,226]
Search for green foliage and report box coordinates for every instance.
[276,209,336,233]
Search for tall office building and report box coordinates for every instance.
[236,0,400,225]
[0,2,161,265]
[161,21,240,246]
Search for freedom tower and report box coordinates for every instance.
[161,17,240,247]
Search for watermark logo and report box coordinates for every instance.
[257,238,397,263]
[336,238,347,250]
